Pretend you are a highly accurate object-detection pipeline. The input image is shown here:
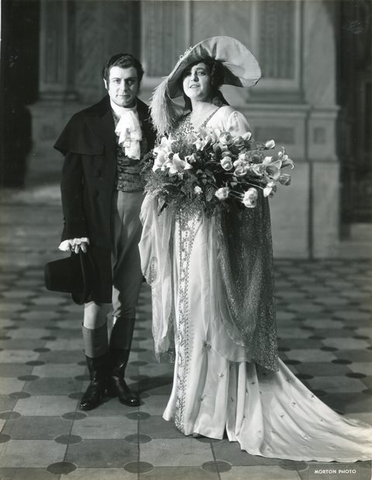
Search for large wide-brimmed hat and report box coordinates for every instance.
[168,36,261,98]
[150,36,261,135]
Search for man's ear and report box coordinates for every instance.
[103,79,108,90]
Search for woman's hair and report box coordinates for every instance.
[102,53,144,84]
[180,57,229,111]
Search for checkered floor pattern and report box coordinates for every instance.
[0,191,371,480]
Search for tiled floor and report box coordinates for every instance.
[0,185,371,480]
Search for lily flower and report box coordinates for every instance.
[263,157,282,181]
[281,154,295,169]
[278,147,295,169]
[152,136,172,171]
[250,164,264,176]
[168,153,194,174]
[263,181,277,197]
[264,139,276,149]
[185,153,197,164]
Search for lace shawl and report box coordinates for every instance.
[216,199,278,371]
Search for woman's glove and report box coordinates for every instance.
[58,238,90,254]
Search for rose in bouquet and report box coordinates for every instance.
[141,126,294,215]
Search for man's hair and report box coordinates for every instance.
[102,53,144,83]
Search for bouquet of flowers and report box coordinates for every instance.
[142,126,294,216]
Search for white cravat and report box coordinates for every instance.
[111,100,142,160]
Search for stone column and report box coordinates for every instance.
[39,0,77,100]
[303,0,340,258]
[140,0,191,100]
[74,0,141,104]
[31,0,79,160]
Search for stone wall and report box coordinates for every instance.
[30,0,341,258]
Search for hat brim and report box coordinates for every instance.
[167,36,261,99]
[44,251,97,305]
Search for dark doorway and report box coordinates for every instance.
[337,0,372,233]
[0,0,40,188]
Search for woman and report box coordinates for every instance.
[139,36,372,461]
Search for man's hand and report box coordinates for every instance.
[58,238,90,253]
[71,241,88,254]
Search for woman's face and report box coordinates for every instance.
[182,62,212,102]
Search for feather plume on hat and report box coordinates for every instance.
[150,36,261,137]
[150,78,184,139]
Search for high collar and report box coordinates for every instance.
[110,99,138,118]
[86,96,151,152]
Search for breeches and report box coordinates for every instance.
[83,190,144,328]
[111,190,144,318]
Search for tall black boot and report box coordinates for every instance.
[107,349,140,406]
[107,316,139,406]
[80,352,109,411]
[80,324,109,411]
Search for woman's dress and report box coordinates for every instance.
[139,105,372,462]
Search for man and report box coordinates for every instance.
[54,53,156,411]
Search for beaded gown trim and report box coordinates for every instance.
[171,116,210,432]
[174,207,200,431]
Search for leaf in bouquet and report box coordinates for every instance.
[253,141,265,149]
[230,136,246,153]
[158,201,168,215]
[206,184,216,201]
[279,173,291,185]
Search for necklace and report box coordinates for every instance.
[188,107,220,131]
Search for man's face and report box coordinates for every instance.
[104,66,139,108]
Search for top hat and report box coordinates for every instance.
[44,250,98,305]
